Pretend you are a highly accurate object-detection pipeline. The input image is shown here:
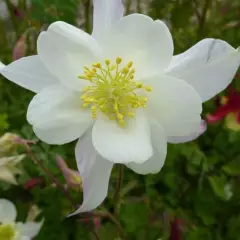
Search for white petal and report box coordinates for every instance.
[92,110,153,164]
[18,222,42,238]
[99,14,173,78]
[166,39,240,102]
[127,120,167,175]
[20,237,30,240]
[0,199,17,223]
[1,56,58,93]
[168,119,207,143]
[92,0,124,40]
[37,21,102,90]
[146,74,202,138]
[0,2,9,20]
[0,61,5,71]
[70,133,113,215]
[27,84,92,144]
[0,167,17,184]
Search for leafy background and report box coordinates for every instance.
[0,0,240,239]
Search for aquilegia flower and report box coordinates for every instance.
[56,155,82,190]
[0,199,42,240]
[0,155,25,185]
[207,86,240,131]
[0,0,240,214]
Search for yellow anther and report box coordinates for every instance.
[82,103,90,108]
[131,69,136,74]
[86,71,94,78]
[127,61,133,68]
[136,83,143,88]
[105,59,111,66]
[122,68,129,74]
[82,86,90,92]
[116,57,122,64]
[80,94,87,100]
[145,86,152,92]
[79,58,152,127]
[91,105,97,111]
[117,113,124,120]
[119,120,125,127]
[93,62,101,68]
[85,97,95,103]
[128,112,135,118]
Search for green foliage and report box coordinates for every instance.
[0,0,240,239]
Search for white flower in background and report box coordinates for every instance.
[0,199,42,240]
[0,0,30,20]
[0,0,240,214]
[0,155,25,185]
[0,133,19,156]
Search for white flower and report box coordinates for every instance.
[0,199,42,240]
[0,0,31,20]
[0,0,240,214]
[0,155,25,185]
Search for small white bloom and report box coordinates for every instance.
[0,0,31,20]
[224,184,233,200]
[0,155,25,185]
[0,133,19,156]
[0,199,42,240]
[1,0,240,214]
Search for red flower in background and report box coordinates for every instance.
[207,85,240,131]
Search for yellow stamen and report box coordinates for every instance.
[145,86,152,92]
[78,57,152,127]
[127,61,133,68]
[105,59,111,66]
[116,57,122,64]
[0,224,15,240]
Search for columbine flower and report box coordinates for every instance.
[0,155,25,185]
[56,156,82,190]
[0,199,42,240]
[207,86,240,131]
[0,133,19,157]
[0,0,240,214]
[13,35,26,61]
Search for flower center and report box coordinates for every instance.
[78,57,152,127]
[0,224,15,240]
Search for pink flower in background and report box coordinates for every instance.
[12,35,26,60]
[24,177,43,190]
[207,86,240,131]
[56,156,82,190]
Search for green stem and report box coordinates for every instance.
[94,211,128,240]
[24,146,77,210]
[4,0,19,35]
[84,0,91,33]
[113,165,124,216]
[137,0,141,13]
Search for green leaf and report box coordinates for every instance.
[0,113,9,132]
[207,176,226,200]
[222,158,240,176]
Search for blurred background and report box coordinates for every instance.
[0,0,240,239]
